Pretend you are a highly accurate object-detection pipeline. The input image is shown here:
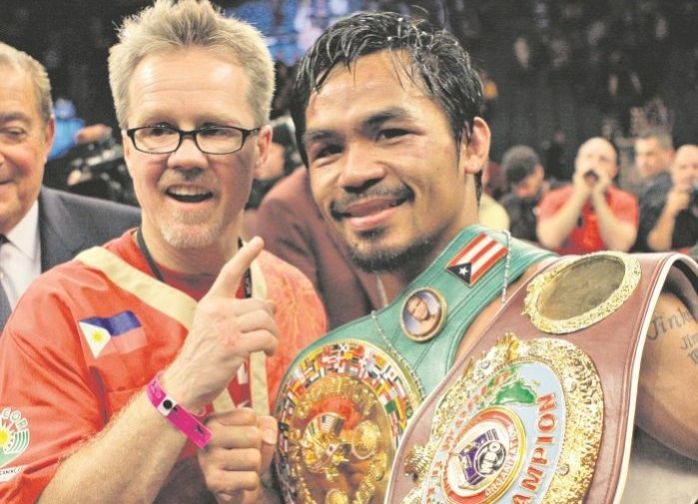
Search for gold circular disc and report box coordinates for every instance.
[524,252,641,334]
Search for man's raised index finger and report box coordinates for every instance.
[206,237,264,299]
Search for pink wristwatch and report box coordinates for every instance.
[146,374,212,449]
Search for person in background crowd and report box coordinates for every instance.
[0,1,326,503]
[245,115,300,212]
[634,130,674,183]
[630,130,675,250]
[643,144,698,252]
[0,42,139,332]
[499,144,549,242]
[537,136,638,254]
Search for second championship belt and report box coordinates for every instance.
[387,251,698,503]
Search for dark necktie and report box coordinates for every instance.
[0,235,12,332]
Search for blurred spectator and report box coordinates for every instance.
[642,144,698,252]
[626,129,674,215]
[246,115,300,211]
[499,145,549,242]
[634,130,674,184]
[537,137,638,254]
[255,168,382,329]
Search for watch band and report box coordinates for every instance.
[146,373,212,449]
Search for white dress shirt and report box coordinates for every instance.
[0,201,41,309]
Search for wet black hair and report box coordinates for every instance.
[290,11,485,190]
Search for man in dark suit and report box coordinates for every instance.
[0,42,139,330]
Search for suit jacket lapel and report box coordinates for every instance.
[38,188,86,271]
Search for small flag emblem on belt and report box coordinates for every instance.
[447,233,507,286]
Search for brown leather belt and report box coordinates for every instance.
[387,252,698,503]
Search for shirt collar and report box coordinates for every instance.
[5,201,40,261]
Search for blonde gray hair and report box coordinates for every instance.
[109,0,274,128]
[0,42,53,125]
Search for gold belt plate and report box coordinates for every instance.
[402,334,603,503]
[276,340,423,503]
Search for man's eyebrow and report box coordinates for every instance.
[363,107,412,129]
[0,112,32,125]
[303,129,340,146]
[303,107,414,145]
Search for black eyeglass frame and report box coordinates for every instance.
[124,125,261,155]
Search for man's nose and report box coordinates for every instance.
[337,143,387,191]
[167,135,207,170]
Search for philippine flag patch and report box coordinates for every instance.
[79,310,147,358]
[447,233,507,286]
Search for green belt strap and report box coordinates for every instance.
[292,225,554,395]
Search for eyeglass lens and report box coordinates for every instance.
[134,127,245,154]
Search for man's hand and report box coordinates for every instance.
[163,237,279,410]
[198,409,278,504]
[664,186,690,217]
[588,167,611,201]
[571,168,594,199]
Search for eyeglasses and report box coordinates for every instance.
[124,125,260,155]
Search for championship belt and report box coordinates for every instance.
[274,226,552,503]
[387,252,698,503]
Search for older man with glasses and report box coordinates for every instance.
[0,1,326,503]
